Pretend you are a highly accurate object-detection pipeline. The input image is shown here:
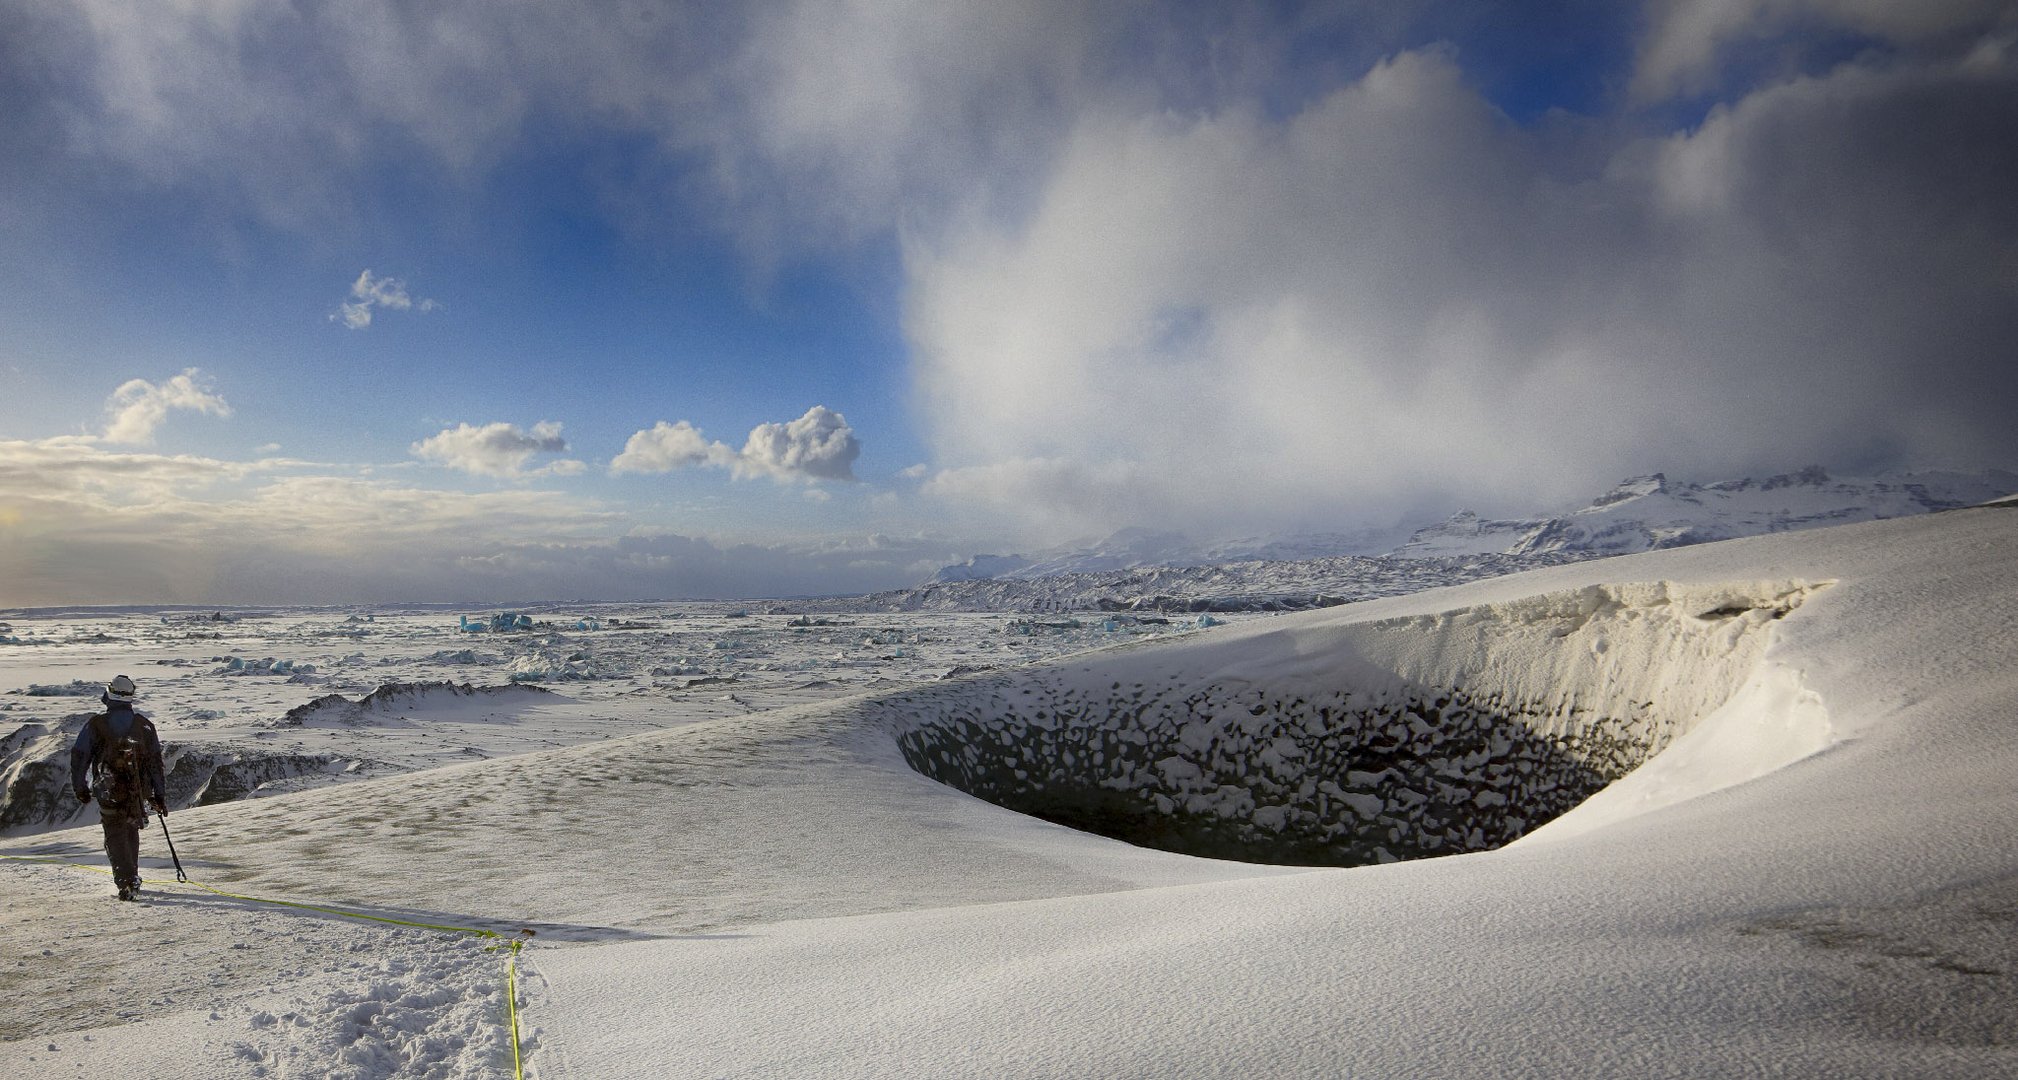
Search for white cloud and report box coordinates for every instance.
[409,420,580,478]
[613,407,861,483]
[102,368,232,445]
[696,2,1122,260]
[734,405,860,482]
[610,421,734,475]
[334,269,439,330]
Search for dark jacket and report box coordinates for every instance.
[70,703,168,810]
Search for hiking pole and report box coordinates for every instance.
[159,815,188,883]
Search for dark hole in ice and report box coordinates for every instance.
[896,680,1674,868]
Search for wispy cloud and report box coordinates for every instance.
[1631,0,2012,100]
[612,406,861,483]
[101,368,232,445]
[409,421,582,478]
[334,270,439,330]
[0,437,247,498]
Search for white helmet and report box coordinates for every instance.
[104,675,138,703]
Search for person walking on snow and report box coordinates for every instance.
[70,675,168,901]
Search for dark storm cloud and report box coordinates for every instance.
[909,26,2018,533]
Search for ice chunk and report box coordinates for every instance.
[212,656,315,677]
[508,648,603,683]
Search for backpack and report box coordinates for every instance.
[89,713,156,822]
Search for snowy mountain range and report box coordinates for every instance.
[1391,466,2017,558]
[891,467,2017,613]
[931,467,2017,581]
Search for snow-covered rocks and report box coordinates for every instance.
[214,656,317,678]
[275,682,554,728]
[0,714,366,834]
[506,649,605,683]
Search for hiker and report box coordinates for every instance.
[70,675,169,901]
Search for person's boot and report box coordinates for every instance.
[117,880,139,901]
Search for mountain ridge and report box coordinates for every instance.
[927,466,2017,583]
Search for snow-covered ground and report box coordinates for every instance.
[4,507,2015,1077]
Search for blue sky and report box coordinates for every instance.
[3,1,2015,605]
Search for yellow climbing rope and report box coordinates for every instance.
[2,850,533,1079]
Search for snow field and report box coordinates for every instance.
[0,858,519,1079]
[3,508,2015,1076]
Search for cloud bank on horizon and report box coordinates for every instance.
[1,0,2015,603]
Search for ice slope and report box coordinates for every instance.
[3,507,2015,1077]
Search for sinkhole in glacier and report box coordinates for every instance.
[889,580,1828,867]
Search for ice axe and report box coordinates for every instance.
[159,814,188,883]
